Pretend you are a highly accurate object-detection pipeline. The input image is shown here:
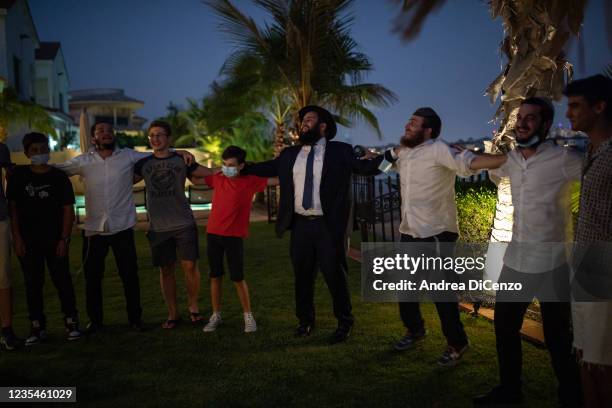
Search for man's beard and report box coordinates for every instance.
[96,140,116,150]
[400,131,425,148]
[299,125,322,145]
[516,124,546,148]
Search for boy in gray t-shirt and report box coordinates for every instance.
[134,121,215,329]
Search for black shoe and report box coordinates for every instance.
[0,329,21,351]
[129,321,147,332]
[473,385,523,405]
[295,323,314,337]
[84,321,104,335]
[330,325,352,344]
[393,329,426,351]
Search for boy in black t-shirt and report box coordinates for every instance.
[7,133,81,345]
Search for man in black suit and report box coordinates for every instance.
[243,105,386,343]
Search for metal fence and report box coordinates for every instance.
[265,171,489,241]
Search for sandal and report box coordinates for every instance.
[190,312,205,324]
[161,318,181,329]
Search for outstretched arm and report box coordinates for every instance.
[242,158,280,178]
[469,153,507,170]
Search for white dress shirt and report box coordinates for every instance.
[293,138,326,216]
[489,140,583,272]
[392,139,475,238]
[55,148,150,236]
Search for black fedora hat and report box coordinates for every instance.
[298,105,337,140]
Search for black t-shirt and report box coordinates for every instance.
[6,166,75,244]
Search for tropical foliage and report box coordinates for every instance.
[205,0,397,153]
[0,87,55,143]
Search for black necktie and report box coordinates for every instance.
[302,146,316,210]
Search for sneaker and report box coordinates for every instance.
[393,329,426,351]
[25,321,47,346]
[0,329,21,351]
[437,343,469,367]
[244,312,257,333]
[203,312,222,333]
[65,317,82,341]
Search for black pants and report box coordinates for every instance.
[207,233,244,282]
[398,231,468,348]
[83,228,142,325]
[290,215,353,328]
[19,242,78,326]
[494,266,581,404]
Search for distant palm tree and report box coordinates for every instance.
[0,87,55,144]
[205,0,397,154]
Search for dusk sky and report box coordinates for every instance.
[29,0,610,146]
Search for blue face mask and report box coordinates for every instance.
[222,165,239,178]
[31,153,50,165]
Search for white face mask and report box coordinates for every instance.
[222,165,239,178]
[31,153,50,165]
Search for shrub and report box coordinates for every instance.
[455,181,497,243]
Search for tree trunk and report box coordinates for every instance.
[273,122,286,157]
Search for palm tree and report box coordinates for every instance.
[0,86,55,144]
[205,0,397,154]
[391,0,588,245]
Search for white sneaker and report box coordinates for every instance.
[244,312,257,333]
[202,313,222,333]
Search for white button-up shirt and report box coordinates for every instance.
[393,139,475,238]
[55,148,150,235]
[489,140,583,272]
[293,138,326,216]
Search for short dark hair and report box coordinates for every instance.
[222,145,247,164]
[22,132,49,153]
[563,74,612,120]
[90,120,113,137]
[147,120,172,137]
[520,97,555,123]
[413,107,441,138]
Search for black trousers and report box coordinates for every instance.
[83,228,142,325]
[19,242,78,326]
[290,215,353,327]
[207,233,244,282]
[494,265,581,404]
[398,231,468,348]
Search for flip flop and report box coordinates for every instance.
[190,312,205,324]
[161,318,181,329]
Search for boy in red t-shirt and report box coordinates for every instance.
[193,146,277,333]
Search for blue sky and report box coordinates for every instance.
[29,0,610,146]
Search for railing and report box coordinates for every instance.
[265,171,489,240]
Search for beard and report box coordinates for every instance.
[400,131,425,148]
[95,140,116,150]
[516,123,547,147]
[299,123,322,145]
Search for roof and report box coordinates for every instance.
[68,89,144,105]
[0,0,17,9]
[36,42,61,60]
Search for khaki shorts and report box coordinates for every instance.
[0,219,10,289]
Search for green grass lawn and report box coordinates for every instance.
[0,222,557,407]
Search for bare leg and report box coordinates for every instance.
[181,260,201,314]
[234,280,251,313]
[210,277,222,313]
[160,263,178,321]
[0,287,12,328]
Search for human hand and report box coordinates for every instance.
[56,239,68,258]
[176,150,195,166]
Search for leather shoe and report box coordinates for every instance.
[295,323,314,337]
[473,385,523,405]
[330,325,352,344]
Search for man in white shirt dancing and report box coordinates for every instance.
[387,107,476,367]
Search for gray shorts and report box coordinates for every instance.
[147,224,199,267]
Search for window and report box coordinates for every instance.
[13,56,21,96]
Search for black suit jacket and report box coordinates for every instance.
[242,141,385,244]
